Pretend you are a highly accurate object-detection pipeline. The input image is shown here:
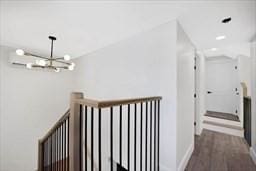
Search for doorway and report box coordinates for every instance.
[205,57,239,115]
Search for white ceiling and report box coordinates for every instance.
[0,1,255,58]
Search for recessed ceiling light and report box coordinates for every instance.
[211,48,217,51]
[222,17,232,23]
[216,35,226,40]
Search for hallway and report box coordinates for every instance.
[186,129,256,171]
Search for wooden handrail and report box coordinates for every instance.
[40,109,70,141]
[75,96,162,108]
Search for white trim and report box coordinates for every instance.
[202,123,244,137]
[203,116,242,127]
[250,147,256,165]
[177,142,194,171]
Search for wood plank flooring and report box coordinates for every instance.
[205,111,240,122]
[185,129,256,171]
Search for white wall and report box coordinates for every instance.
[72,21,178,171]
[238,55,252,96]
[195,52,206,135]
[176,23,195,171]
[250,41,256,163]
[0,46,74,171]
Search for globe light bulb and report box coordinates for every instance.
[64,54,71,61]
[70,62,75,67]
[68,65,74,71]
[26,63,33,69]
[55,68,60,73]
[16,49,25,56]
[36,59,46,66]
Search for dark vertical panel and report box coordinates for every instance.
[134,103,137,171]
[127,104,130,171]
[154,100,157,171]
[150,101,152,171]
[145,102,148,171]
[110,107,113,171]
[140,103,143,171]
[157,100,160,171]
[85,106,88,171]
[91,107,94,171]
[119,105,122,166]
[99,108,102,171]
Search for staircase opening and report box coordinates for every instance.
[37,92,162,171]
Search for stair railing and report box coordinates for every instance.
[38,92,162,171]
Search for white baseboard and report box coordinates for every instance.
[250,147,256,165]
[177,142,194,171]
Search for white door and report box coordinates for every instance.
[206,58,239,114]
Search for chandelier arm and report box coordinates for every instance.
[54,60,72,65]
[25,53,51,60]
[55,66,69,69]
[12,62,26,66]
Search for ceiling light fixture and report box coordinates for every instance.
[222,17,232,23]
[211,48,217,51]
[14,36,75,72]
[216,35,226,40]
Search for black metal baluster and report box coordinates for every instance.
[67,118,69,171]
[50,135,53,171]
[85,106,88,171]
[57,128,59,171]
[145,102,148,171]
[54,132,56,171]
[63,120,67,171]
[62,123,64,171]
[91,107,94,171]
[55,129,57,171]
[150,101,152,171]
[128,104,130,171]
[99,108,102,171]
[140,103,143,171]
[48,138,50,171]
[120,105,122,166]
[154,101,157,171]
[157,100,160,171]
[80,105,83,171]
[60,125,62,171]
[134,103,137,171]
[110,107,113,171]
[45,140,48,171]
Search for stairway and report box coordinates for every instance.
[202,111,244,137]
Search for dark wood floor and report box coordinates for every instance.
[186,129,256,171]
[205,111,240,122]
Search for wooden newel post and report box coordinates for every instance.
[38,140,44,171]
[69,92,84,171]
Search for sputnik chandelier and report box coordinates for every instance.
[14,36,75,72]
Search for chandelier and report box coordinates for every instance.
[14,36,75,72]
